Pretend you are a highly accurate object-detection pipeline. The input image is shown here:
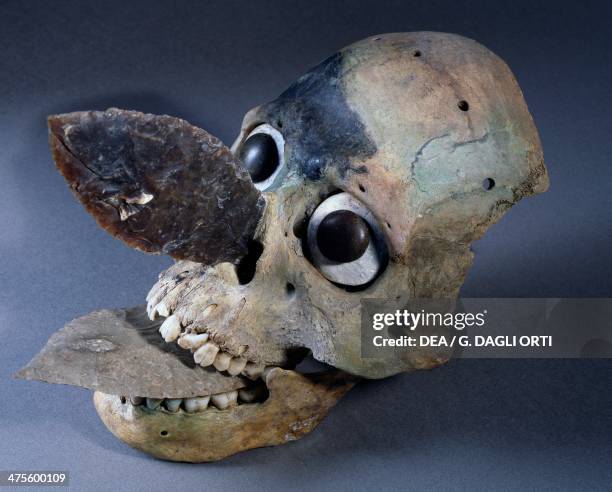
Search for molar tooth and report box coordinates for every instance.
[242,362,265,380]
[178,332,209,350]
[164,398,182,413]
[227,357,248,376]
[238,386,266,403]
[159,314,181,342]
[129,396,144,406]
[213,352,231,372]
[184,396,210,413]
[156,301,170,318]
[211,390,238,410]
[145,398,162,410]
[194,342,219,367]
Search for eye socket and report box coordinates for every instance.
[239,124,285,191]
[307,192,388,288]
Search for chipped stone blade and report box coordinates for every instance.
[48,109,265,264]
[15,306,248,399]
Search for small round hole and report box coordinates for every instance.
[277,120,283,128]
[160,430,169,437]
[483,178,495,190]
[413,50,421,57]
[120,396,127,404]
[386,222,392,229]
[286,282,296,297]
[358,183,366,193]
[458,100,469,111]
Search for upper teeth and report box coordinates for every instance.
[194,342,219,366]
[178,332,209,350]
[154,303,269,382]
[227,357,247,376]
[159,314,181,342]
[213,352,231,372]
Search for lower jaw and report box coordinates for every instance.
[94,368,357,462]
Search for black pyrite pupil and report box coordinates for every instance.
[239,133,279,183]
[317,210,370,263]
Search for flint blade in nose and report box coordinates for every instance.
[48,108,265,264]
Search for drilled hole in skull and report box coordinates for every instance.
[458,100,470,111]
[483,178,496,190]
[286,282,296,298]
[235,240,264,285]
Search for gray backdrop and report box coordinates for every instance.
[1,0,611,490]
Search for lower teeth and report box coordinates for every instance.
[124,385,268,413]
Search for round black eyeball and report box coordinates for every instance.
[317,210,371,263]
[239,133,279,183]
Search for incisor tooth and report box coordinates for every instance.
[147,302,157,321]
[159,314,181,342]
[242,362,265,380]
[194,342,219,367]
[213,352,231,372]
[146,398,162,410]
[211,390,238,410]
[227,357,248,376]
[156,301,170,318]
[178,332,209,350]
[164,398,182,413]
[238,386,266,403]
[184,396,210,413]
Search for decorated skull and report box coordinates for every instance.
[17,32,548,461]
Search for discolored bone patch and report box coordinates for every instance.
[48,108,265,264]
[94,368,357,462]
[15,306,248,399]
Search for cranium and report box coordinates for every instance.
[17,32,548,461]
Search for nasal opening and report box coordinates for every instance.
[235,240,264,284]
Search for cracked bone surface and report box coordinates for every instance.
[94,368,357,462]
[18,31,549,462]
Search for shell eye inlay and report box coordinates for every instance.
[239,133,279,183]
[306,192,389,288]
[316,210,370,263]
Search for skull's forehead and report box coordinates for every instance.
[242,31,548,258]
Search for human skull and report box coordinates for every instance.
[146,31,547,378]
[18,32,548,461]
